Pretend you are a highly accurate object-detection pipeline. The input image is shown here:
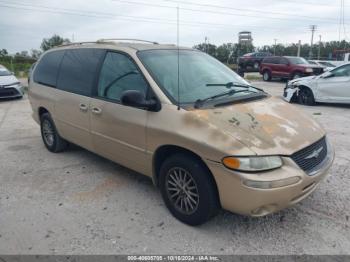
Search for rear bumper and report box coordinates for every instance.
[205,143,334,217]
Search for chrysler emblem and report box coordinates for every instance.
[304,147,323,160]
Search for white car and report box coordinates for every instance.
[0,65,23,99]
[308,60,336,71]
[283,63,350,105]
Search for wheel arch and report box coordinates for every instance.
[297,84,316,104]
[152,145,220,201]
[38,107,49,120]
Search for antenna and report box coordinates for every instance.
[177,5,180,110]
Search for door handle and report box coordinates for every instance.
[79,103,88,112]
[91,107,102,115]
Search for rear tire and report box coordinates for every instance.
[298,87,315,106]
[40,113,68,153]
[263,70,271,81]
[159,154,220,226]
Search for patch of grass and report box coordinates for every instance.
[245,74,262,81]
[0,59,32,78]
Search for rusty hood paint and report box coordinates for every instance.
[191,96,325,156]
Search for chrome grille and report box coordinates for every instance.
[291,136,327,174]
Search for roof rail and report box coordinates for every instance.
[56,41,101,48]
[97,38,159,45]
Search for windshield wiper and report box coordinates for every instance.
[206,82,265,92]
[194,89,257,109]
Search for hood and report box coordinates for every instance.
[192,96,325,156]
[289,75,317,85]
[297,64,323,69]
[0,75,19,86]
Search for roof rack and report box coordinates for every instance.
[56,41,101,48]
[97,38,159,45]
[56,39,159,48]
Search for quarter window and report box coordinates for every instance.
[97,52,148,101]
[33,50,65,87]
[57,49,104,96]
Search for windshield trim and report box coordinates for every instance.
[136,49,260,107]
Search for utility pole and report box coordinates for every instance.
[205,36,209,53]
[274,38,277,55]
[297,40,301,57]
[309,25,317,59]
[318,35,322,60]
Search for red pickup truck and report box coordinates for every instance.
[259,56,324,81]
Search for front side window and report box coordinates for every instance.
[287,57,308,65]
[138,50,260,104]
[331,64,350,77]
[57,49,104,96]
[279,58,289,65]
[97,52,148,101]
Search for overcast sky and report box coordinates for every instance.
[0,0,348,53]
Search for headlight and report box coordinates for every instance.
[305,68,313,73]
[222,156,282,172]
[7,82,21,88]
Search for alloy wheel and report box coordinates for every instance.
[42,119,55,147]
[165,167,199,215]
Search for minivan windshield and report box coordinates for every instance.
[138,50,263,104]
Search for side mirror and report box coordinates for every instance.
[322,71,334,78]
[121,90,159,111]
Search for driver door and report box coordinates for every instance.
[316,64,350,103]
[90,51,150,174]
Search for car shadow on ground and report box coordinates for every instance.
[66,143,301,230]
[314,103,350,109]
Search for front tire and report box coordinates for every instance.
[298,87,315,105]
[159,154,219,226]
[263,70,271,81]
[40,113,68,152]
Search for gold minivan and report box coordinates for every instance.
[28,40,334,225]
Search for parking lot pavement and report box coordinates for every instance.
[0,81,349,255]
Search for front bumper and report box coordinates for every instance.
[205,143,334,217]
[283,83,298,102]
[0,85,23,99]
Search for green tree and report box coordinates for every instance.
[216,43,234,63]
[30,49,42,59]
[0,49,8,57]
[40,34,70,51]
[193,43,217,57]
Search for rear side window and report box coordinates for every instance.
[33,51,65,87]
[57,49,104,96]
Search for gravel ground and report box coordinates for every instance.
[0,80,349,255]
